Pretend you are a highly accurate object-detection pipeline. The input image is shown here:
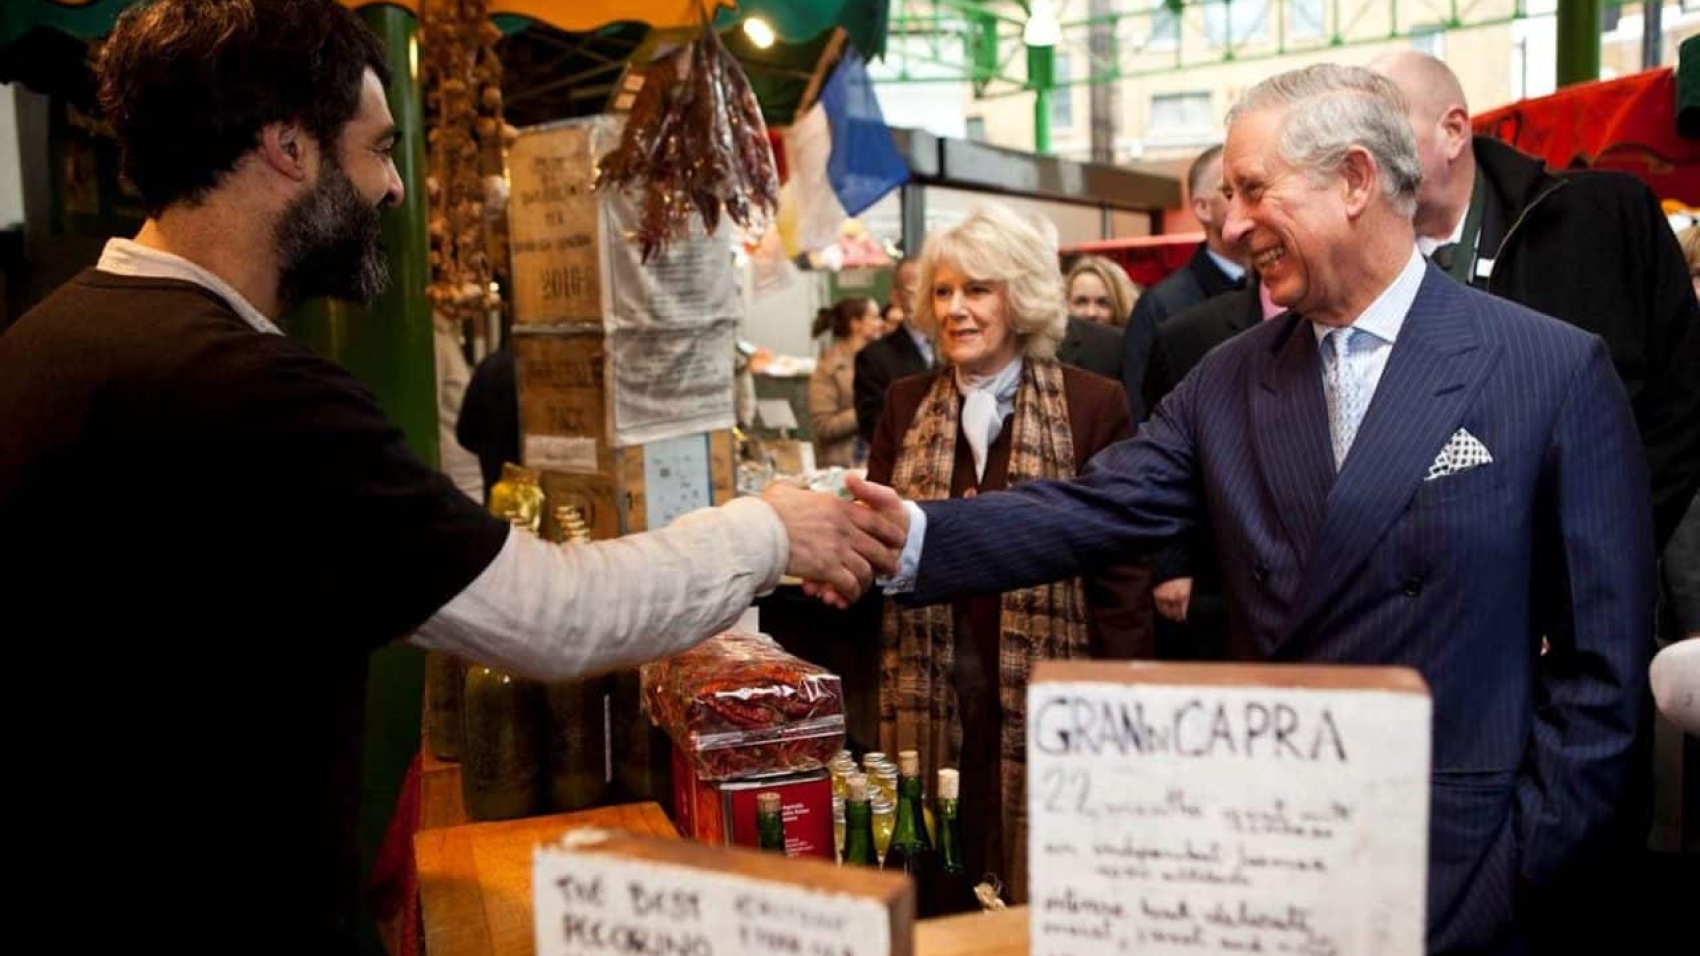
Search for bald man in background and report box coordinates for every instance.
[1373,50,1700,956]
[1372,51,1699,549]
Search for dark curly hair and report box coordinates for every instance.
[97,0,389,216]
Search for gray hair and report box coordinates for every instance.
[1226,64,1421,217]
[914,203,1067,358]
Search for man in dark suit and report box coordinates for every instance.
[854,257,932,441]
[846,65,1652,954]
[1139,281,1263,658]
[1121,144,1247,419]
[1055,314,1124,382]
[1142,282,1262,411]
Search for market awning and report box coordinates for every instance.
[0,0,884,54]
[0,0,886,128]
[0,0,723,44]
[1472,67,1698,207]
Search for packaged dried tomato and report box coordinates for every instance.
[643,631,845,781]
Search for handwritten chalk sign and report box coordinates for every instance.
[536,829,913,956]
[1028,661,1431,956]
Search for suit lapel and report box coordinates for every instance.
[1283,270,1500,644]
[892,327,923,369]
[1249,313,1336,566]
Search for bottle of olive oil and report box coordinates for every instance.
[543,506,609,811]
[460,664,543,820]
[459,468,547,819]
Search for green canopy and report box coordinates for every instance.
[0,0,886,56]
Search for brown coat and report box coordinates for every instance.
[867,363,1154,902]
[808,339,860,467]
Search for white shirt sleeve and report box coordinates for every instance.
[878,500,928,594]
[410,496,788,680]
[1650,639,1700,737]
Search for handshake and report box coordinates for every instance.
[759,475,910,608]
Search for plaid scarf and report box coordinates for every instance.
[878,356,1090,902]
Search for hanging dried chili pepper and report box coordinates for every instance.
[596,14,779,261]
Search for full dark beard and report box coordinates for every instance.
[274,157,389,309]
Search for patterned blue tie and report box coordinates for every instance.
[1322,328,1374,469]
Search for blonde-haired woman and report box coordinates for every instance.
[866,203,1152,909]
[1065,254,1141,327]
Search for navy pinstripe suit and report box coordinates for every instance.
[910,265,1654,953]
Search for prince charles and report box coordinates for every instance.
[846,65,1653,955]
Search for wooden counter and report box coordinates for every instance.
[415,798,1030,956]
[419,742,469,830]
[416,802,678,956]
[914,906,1030,956]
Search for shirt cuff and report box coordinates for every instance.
[879,500,928,594]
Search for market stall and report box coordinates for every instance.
[1471,64,1699,208]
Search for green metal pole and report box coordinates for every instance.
[1034,86,1052,155]
[289,6,437,467]
[1555,0,1602,87]
[1028,43,1054,155]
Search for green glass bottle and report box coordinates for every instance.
[933,767,969,916]
[842,773,878,867]
[885,749,933,875]
[755,791,787,854]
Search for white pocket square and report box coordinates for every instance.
[1424,428,1493,481]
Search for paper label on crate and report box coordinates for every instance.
[641,433,714,528]
[1028,667,1430,956]
[507,121,608,325]
[526,435,600,474]
[535,848,892,956]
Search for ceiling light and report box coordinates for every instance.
[743,17,776,49]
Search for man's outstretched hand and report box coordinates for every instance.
[761,481,906,607]
[794,475,914,608]
[846,474,909,534]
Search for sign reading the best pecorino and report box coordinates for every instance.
[1027,661,1431,956]
[536,829,913,956]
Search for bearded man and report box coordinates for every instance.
[0,1,899,949]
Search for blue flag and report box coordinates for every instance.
[819,49,908,216]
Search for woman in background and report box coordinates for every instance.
[1064,254,1140,327]
[808,297,883,467]
[868,204,1152,907]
